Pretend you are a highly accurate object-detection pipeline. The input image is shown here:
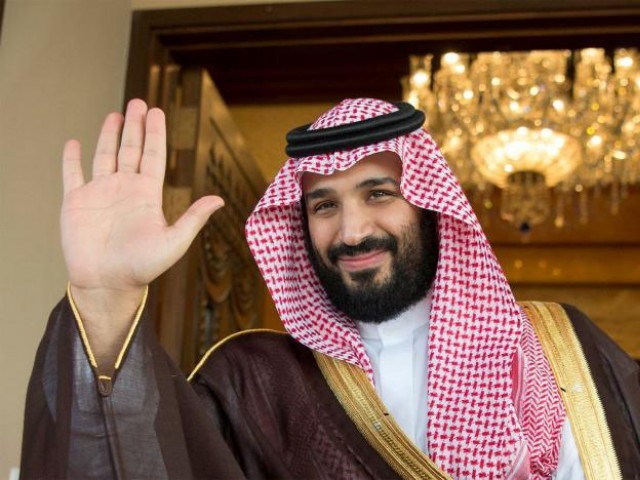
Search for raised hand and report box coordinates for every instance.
[61,100,223,365]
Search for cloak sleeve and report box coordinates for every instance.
[562,303,640,477]
[20,295,246,479]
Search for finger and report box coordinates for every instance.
[92,112,124,178]
[140,108,167,183]
[62,140,85,195]
[117,99,148,173]
[167,196,225,254]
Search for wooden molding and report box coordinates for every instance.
[125,1,640,105]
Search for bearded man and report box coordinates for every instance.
[21,99,639,479]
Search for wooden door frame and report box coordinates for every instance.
[124,0,640,106]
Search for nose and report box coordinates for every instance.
[338,202,374,246]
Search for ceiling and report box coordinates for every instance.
[130,0,640,104]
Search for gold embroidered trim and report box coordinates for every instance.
[520,301,621,480]
[187,328,285,382]
[314,351,451,480]
[67,283,98,369]
[67,283,149,372]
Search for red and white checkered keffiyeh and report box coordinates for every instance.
[245,99,565,478]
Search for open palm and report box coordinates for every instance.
[61,100,223,292]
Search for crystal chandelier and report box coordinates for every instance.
[404,48,640,232]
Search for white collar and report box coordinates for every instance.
[357,291,432,343]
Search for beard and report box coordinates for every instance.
[304,209,439,324]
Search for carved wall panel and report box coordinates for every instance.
[193,138,265,359]
[149,65,269,371]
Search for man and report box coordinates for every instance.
[21,99,639,479]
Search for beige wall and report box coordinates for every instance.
[0,0,131,475]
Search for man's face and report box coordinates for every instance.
[302,151,439,323]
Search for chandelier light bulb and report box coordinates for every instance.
[442,52,460,65]
[589,135,603,147]
[617,56,634,69]
[412,70,429,87]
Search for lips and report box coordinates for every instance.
[337,250,388,272]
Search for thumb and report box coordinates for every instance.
[168,195,224,253]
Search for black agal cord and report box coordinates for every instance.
[285,102,426,157]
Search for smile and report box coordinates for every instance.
[337,250,388,272]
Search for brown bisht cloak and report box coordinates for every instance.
[20,297,640,479]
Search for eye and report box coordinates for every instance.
[369,190,397,200]
[312,201,337,214]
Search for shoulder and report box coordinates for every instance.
[557,303,591,325]
[559,303,638,368]
[521,301,612,346]
[188,329,305,382]
[555,303,619,350]
[522,301,637,371]
[520,301,599,336]
[558,305,640,472]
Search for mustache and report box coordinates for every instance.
[327,235,398,265]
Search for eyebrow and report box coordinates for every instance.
[356,177,399,190]
[304,176,400,202]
